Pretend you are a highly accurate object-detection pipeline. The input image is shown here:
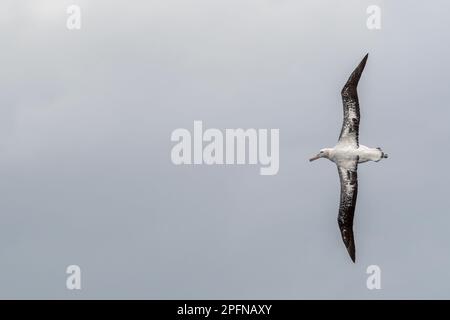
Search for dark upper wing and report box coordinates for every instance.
[338,54,368,148]
[337,159,359,263]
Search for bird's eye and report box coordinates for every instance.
[320,151,324,154]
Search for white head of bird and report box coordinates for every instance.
[309,148,333,162]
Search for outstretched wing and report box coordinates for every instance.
[337,159,359,262]
[338,54,368,148]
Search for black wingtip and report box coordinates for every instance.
[347,244,356,263]
[358,53,369,72]
[342,53,369,91]
[338,224,357,263]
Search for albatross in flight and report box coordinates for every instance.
[309,53,387,263]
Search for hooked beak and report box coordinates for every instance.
[309,154,321,162]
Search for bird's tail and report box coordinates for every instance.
[377,147,388,160]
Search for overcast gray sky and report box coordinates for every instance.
[1,0,450,299]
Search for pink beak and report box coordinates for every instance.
[309,154,321,162]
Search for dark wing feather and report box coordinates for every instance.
[337,159,359,263]
[338,54,368,148]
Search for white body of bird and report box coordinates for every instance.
[320,145,386,164]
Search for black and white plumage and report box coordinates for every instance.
[339,54,366,148]
[309,54,388,263]
[336,158,358,262]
